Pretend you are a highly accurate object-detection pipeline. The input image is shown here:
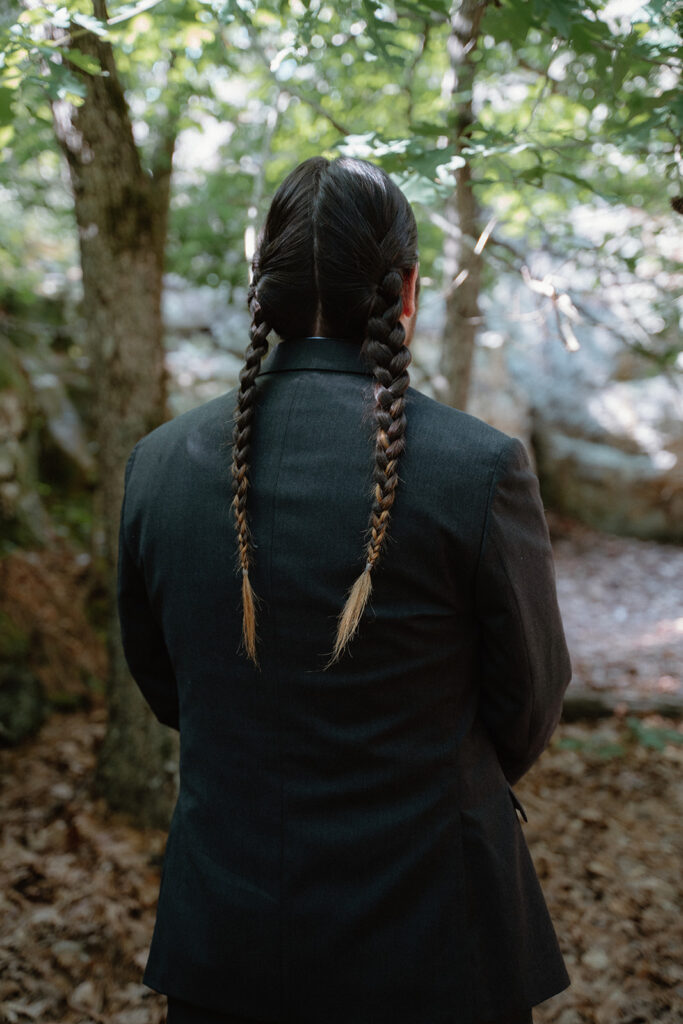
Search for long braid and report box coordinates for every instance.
[327,267,411,666]
[231,279,270,665]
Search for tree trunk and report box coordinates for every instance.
[441,0,488,411]
[52,1,178,828]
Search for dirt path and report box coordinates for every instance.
[1,708,681,1024]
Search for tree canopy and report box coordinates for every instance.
[2,1,681,368]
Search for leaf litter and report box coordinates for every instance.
[1,706,681,1023]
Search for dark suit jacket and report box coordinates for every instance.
[117,335,572,1024]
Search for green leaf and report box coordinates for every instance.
[391,170,446,204]
[0,87,14,127]
[71,12,109,38]
[627,717,683,750]
[66,49,103,76]
[45,67,88,101]
[544,0,572,38]
[546,169,616,200]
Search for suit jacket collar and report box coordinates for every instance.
[257,336,374,378]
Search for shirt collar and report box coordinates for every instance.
[257,336,374,378]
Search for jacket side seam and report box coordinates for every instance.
[488,441,538,771]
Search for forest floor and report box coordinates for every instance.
[1,707,681,1024]
[549,514,683,714]
[0,518,682,1024]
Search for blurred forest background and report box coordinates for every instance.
[0,1,682,1022]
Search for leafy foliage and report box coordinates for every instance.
[1,0,681,362]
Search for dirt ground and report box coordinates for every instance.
[0,705,681,1024]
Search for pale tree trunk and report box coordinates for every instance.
[52,0,178,827]
[441,0,488,411]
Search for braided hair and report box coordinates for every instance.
[230,156,419,667]
[230,280,270,664]
[328,267,412,665]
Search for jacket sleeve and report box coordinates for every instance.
[116,443,180,731]
[474,436,571,784]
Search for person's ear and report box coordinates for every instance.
[401,263,419,320]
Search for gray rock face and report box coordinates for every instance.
[411,328,534,454]
[479,271,683,544]
[162,276,251,415]
[466,337,534,456]
[29,370,96,480]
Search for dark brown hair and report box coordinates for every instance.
[230,156,419,666]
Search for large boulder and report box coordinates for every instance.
[533,374,683,542]
[29,368,96,484]
[467,335,534,455]
[162,275,249,414]
[411,328,534,453]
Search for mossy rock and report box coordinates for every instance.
[0,611,30,661]
[0,665,47,747]
[0,337,31,396]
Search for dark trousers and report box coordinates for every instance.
[166,995,533,1024]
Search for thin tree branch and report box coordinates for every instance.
[403,19,430,127]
